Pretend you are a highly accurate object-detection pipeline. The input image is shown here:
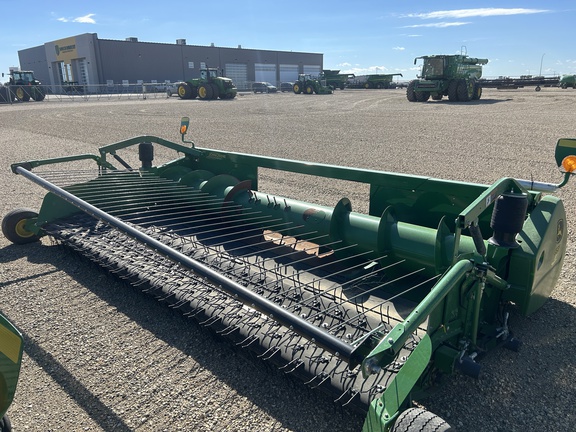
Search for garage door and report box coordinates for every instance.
[279,64,299,83]
[225,63,248,90]
[303,65,321,77]
[255,63,277,85]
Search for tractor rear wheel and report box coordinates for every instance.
[177,83,193,99]
[406,80,417,102]
[2,208,41,245]
[391,408,452,432]
[210,84,220,100]
[198,84,214,100]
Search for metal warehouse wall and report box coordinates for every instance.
[17,33,323,87]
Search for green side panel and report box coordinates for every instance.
[503,196,567,315]
[0,314,23,419]
[36,192,82,227]
[362,334,432,432]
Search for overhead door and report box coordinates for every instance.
[225,63,248,90]
[279,64,299,83]
[255,63,277,85]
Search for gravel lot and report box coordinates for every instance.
[1,88,575,432]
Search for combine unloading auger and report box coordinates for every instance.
[3,118,575,431]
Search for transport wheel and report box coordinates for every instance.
[177,83,193,99]
[0,414,12,432]
[391,408,452,432]
[448,80,459,101]
[2,208,41,245]
[406,80,417,102]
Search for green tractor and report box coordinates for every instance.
[292,73,333,94]
[1,70,45,102]
[407,55,488,102]
[177,68,237,100]
[362,73,403,89]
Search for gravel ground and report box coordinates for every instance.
[1,88,575,432]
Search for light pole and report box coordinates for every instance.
[539,53,545,76]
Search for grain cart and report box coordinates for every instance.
[3,118,576,431]
[360,74,404,89]
[407,55,488,102]
[559,74,576,89]
[322,70,355,90]
[292,73,333,94]
[177,68,237,100]
[1,70,45,102]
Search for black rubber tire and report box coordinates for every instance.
[14,86,30,102]
[472,83,482,100]
[177,83,193,99]
[415,91,430,102]
[198,84,213,100]
[0,414,12,432]
[32,87,45,101]
[431,94,443,100]
[392,408,452,432]
[210,83,220,100]
[2,208,41,244]
[305,84,314,94]
[457,79,471,102]
[406,80,417,102]
[448,80,459,101]
[293,83,302,94]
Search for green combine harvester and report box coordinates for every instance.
[3,118,576,431]
[407,54,488,102]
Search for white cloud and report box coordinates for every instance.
[74,14,96,24]
[404,8,548,19]
[403,22,470,28]
[393,47,405,51]
[57,13,96,24]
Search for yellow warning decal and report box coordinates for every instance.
[0,324,22,364]
[558,138,576,148]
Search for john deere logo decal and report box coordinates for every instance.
[55,44,76,56]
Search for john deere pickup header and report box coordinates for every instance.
[3,118,575,431]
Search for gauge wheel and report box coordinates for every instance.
[2,208,41,244]
[391,408,452,432]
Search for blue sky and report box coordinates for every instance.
[1,1,575,80]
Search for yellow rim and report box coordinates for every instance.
[15,219,34,238]
[199,87,206,98]
[16,88,24,99]
[178,86,186,97]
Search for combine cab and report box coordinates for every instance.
[293,73,333,94]
[177,68,237,100]
[3,118,576,431]
[407,55,488,102]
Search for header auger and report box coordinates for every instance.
[3,118,576,431]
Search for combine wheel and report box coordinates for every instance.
[406,80,417,102]
[177,83,193,99]
[415,91,430,102]
[305,84,314,94]
[198,84,214,100]
[457,79,472,102]
[391,408,452,432]
[2,208,41,244]
[535,86,541,92]
[448,80,459,101]
[472,83,483,100]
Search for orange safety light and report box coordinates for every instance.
[561,155,576,173]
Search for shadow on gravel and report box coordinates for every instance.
[1,242,365,431]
